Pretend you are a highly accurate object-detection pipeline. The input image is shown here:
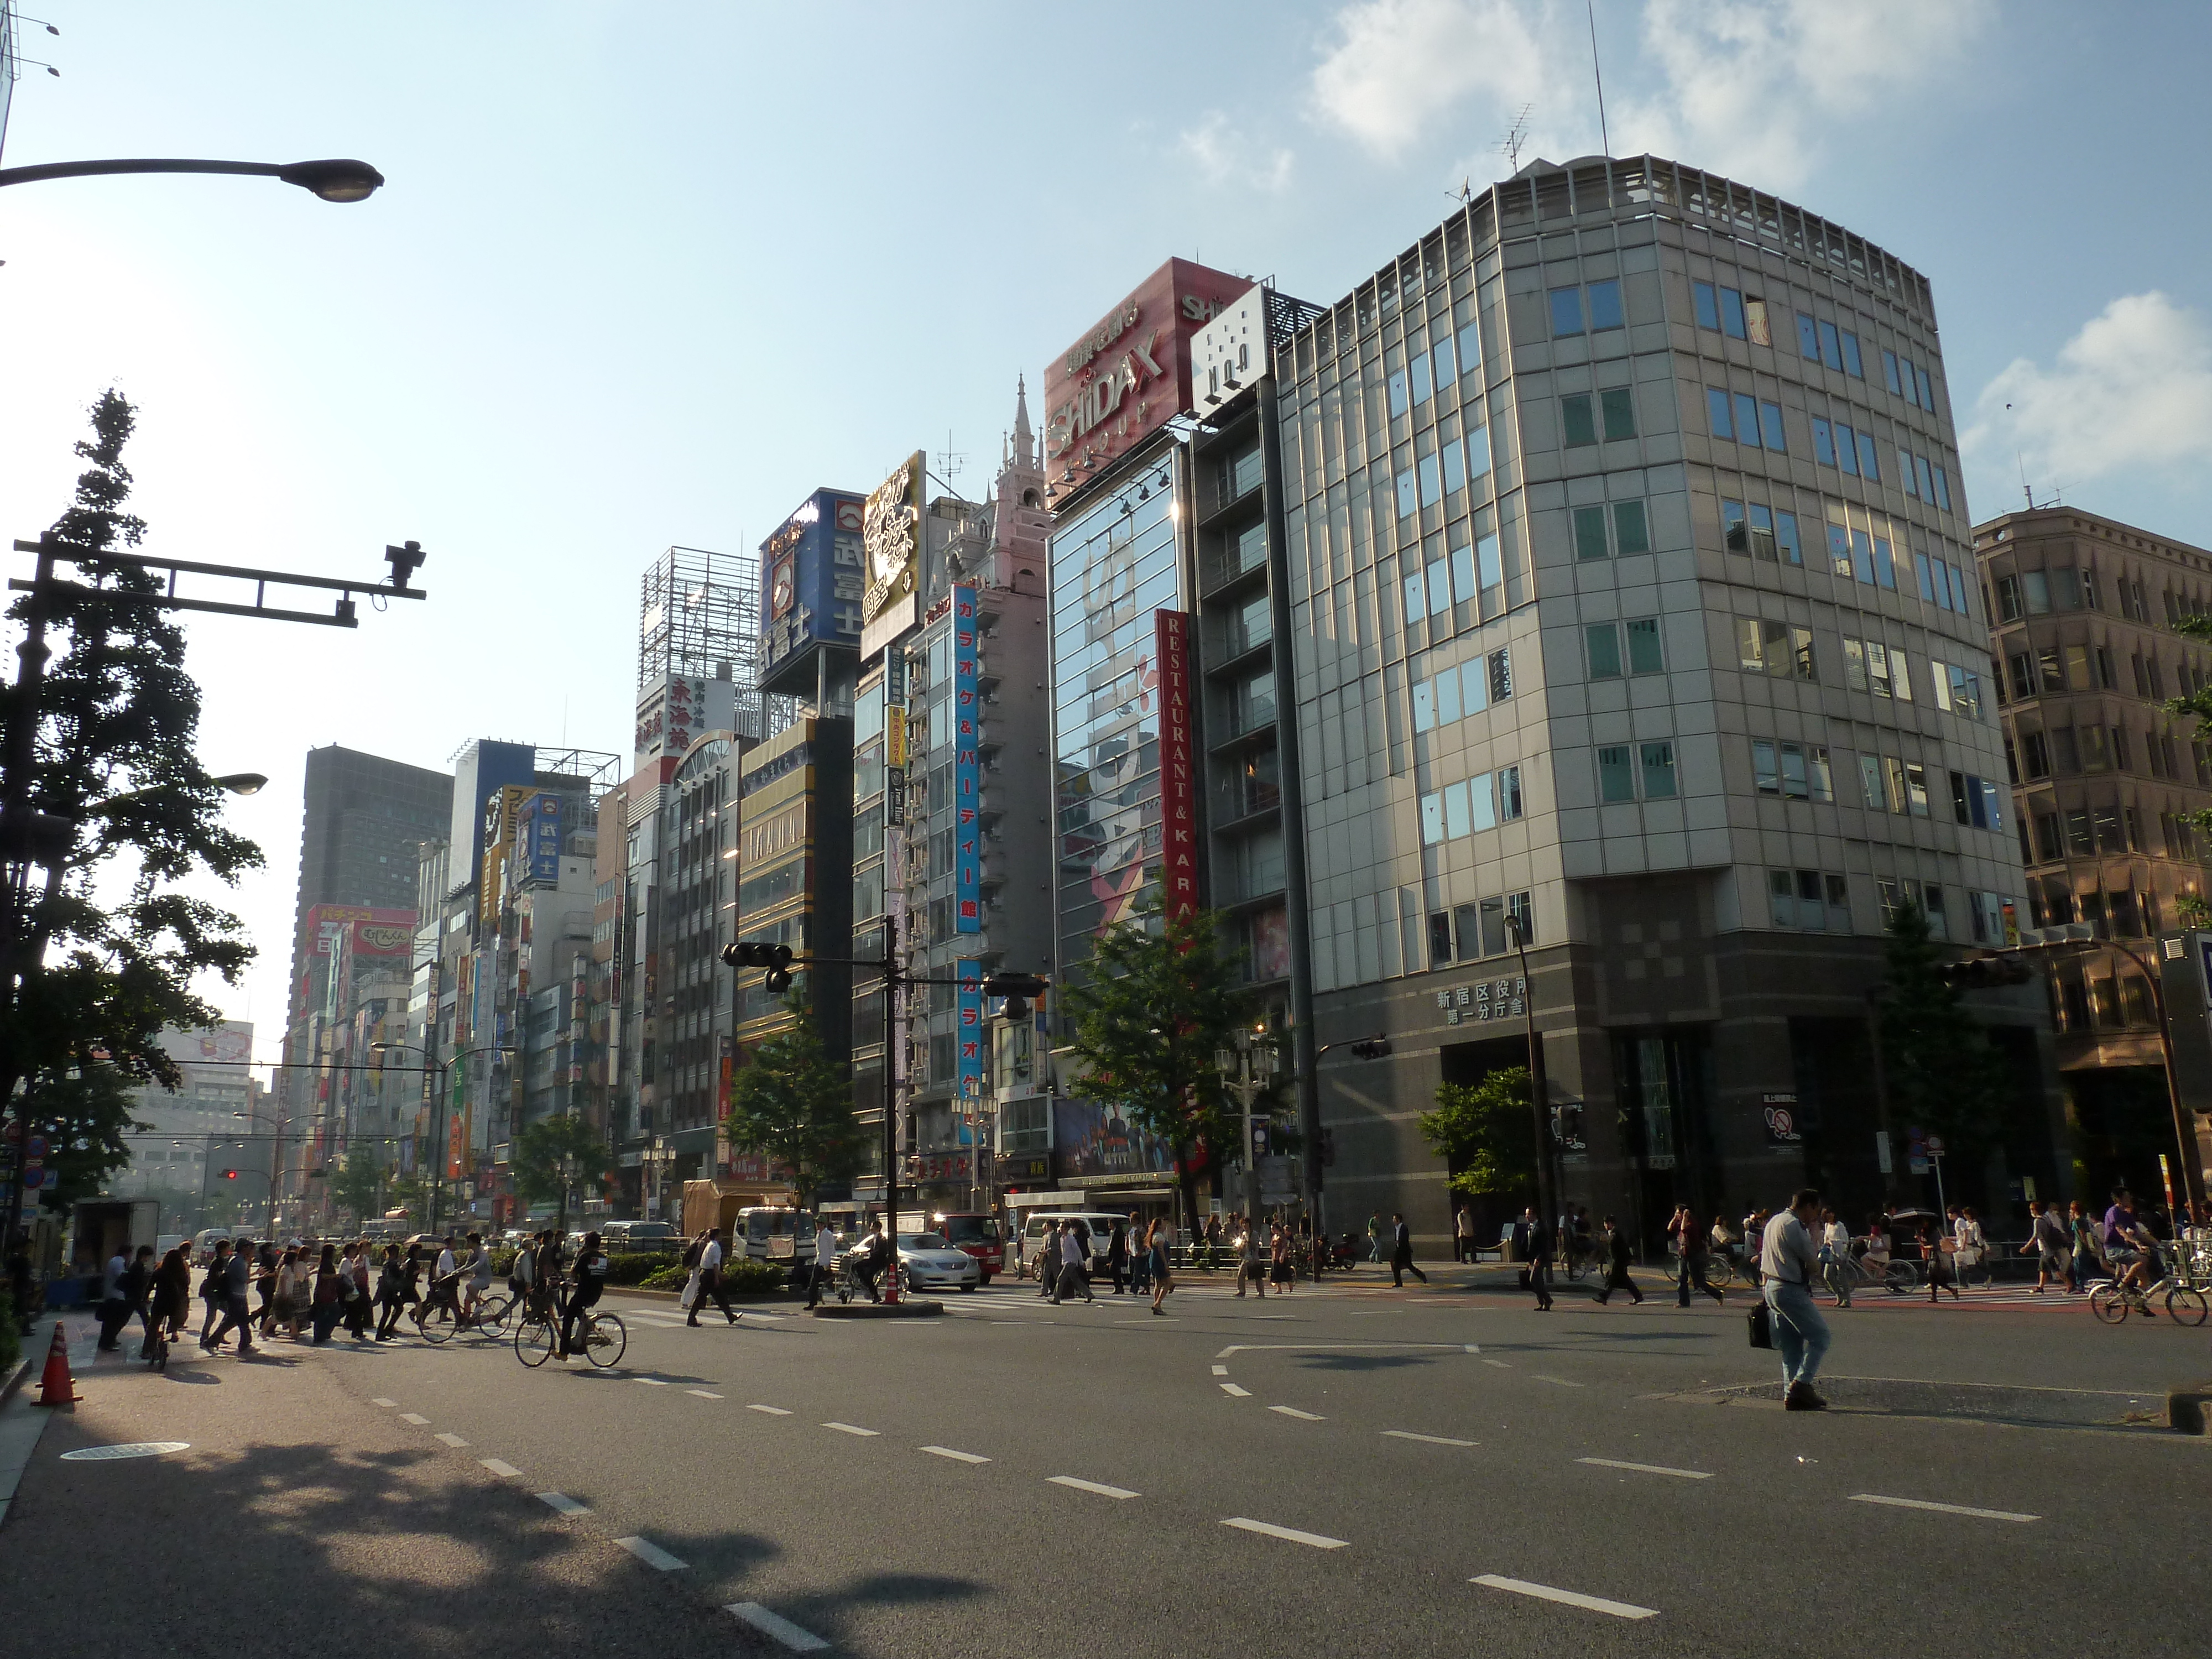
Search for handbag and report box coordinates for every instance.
[1747,1300,1773,1350]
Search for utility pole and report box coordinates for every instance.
[1217,1032,1275,1275]
[1504,915,1555,1241]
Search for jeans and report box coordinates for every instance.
[1766,1279,1830,1389]
[209,1293,257,1352]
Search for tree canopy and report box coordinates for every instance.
[1418,1065,1536,1198]
[1877,899,2006,1154]
[724,997,863,1206]
[1,390,262,1220]
[1058,904,1258,1228]
[510,1112,612,1236]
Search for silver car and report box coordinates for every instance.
[894,1231,982,1292]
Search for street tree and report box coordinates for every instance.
[1418,1065,1537,1198]
[725,997,864,1207]
[0,390,261,1225]
[1060,904,1255,1231]
[1877,899,2006,1156]
[510,1113,611,1237]
[327,1142,383,1226]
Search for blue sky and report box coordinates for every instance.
[3,0,2209,1046]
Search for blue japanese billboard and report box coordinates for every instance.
[952,585,982,933]
[521,792,563,884]
[760,488,865,696]
[957,958,986,1122]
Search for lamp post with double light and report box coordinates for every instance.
[370,1043,514,1235]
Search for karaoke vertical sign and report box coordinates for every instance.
[1155,608,1198,921]
[953,586,983,933]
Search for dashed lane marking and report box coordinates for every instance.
[1211,1365,1229,1376]
[1849,1493,2038,1522]
[1223,1517,1349,1550]
[537,1492,588,1515]
[686,1390,723,1400]
[1473,1574,1658,1619]
[435,1432,469,1448]
[1577,1457,1710,1480]
[1529,1375,1585,1388]
[1480,1359,1511,1370]
[822,1422,879,1437]
[1384,1430,1477,1447]
[1269,1406,1326,1421]
[1048,1475,1139,1500]
[615,1535,687,1572]
[726,1602,831,1652]
[748,1404,794,1416]
[633,1377,670,1387]
[1220,1383,1251,1397]
[399,1413,430,1425]
[369,1398,397,1408]
[479,1458,522,1478]
[921,1446,992,1463]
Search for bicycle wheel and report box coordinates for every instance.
[2089,1284,2130,1324]
[416,1301,456,1344]
[1703,1258,1734,1292]
[2166,1286,2210,1327]
[1883,1261,1918,1295]
[514,1312,557,1367]
[582,1312,626,1370]
[474,1294,513,1338]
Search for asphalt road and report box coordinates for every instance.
[7,1265,2210,1656]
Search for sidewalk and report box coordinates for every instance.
[0,1313,745,1658]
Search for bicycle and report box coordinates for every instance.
[2089,1260,2209,1327]
[514,1295,628,1368]
[1669,1250,1734,1292]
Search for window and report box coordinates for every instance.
[1735,392,1761,447]
[1600,387,1636,441]
[1641,742,1678,798]
[1737,617,1814,680]
[1759,401,1786,450]
[1769,869,1850,931]
[1465,424,1491,481]
[1587,279,1624,331]
[1598,745,1635,802]
[1917,364,1935,409]
[1883,349,1902,395]
[1613,499,1650,555]
[1914,453,1936,502]
[1818,319,1843,371]
[1751,738,1830,801]
[1458,317,1481,378]
[1719,286,1746,340]
[1417,451,1441,507]
[1488,646,1513,702]
[1707,388,1733,440]
[1388,369,1408,417]
[1747,503,1778,560]
[1550,286,1585,336]
[1841,331,1864,378]
[1409,351,1433,407]
[1562,394,1597,447]
[1776,510,1802,565]
[1428,911,1453,965]
[1693,280,1720,331]
[1505,890,1533,946]
[1856,431,1880,479]
[1796,312,1820,360]
[1625,617,1665,674]
[1498,765,1524,819]
[1397,469,1418,519]
[1753,738,1780,795]
[1587,623,1623,679]
[1441,432,1466,494]
[1432,334,1456,385]
[1573,505,1609,560]
[1813,418,1836,467]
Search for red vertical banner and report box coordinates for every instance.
[1155,609,1198,921]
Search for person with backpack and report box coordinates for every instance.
[559,1233,611,1359]
[199,1241,231,1345]
[374,1244,408,1340]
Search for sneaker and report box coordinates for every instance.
[1784,1384,1827,1411]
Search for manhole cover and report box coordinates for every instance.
[59,1441,190,1462]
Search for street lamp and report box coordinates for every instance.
[372,1042,514,1235]
[1503,912,1557,1249]
[0,155,384,201]
[1214,1027,1276,1270]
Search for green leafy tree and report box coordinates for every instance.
[0,391,261,1224]
[1418,1065,1537,1197]
[1878,900,2006,1155]
[327,1142,384,1227]
[726,997,863,1206]
[1060,905,1255,1229]
[510,1112,612,1237]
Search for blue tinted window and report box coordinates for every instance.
[1933,466,1952,513]
[1898,448,1918,496]
[1441,437,1465,495]
[1417,453,1441,507]
[1776,510,1802,566]
[1476,534,1503,596]
[1428,559,1452,616]
[1457,321,1480,377]
[1734,393,1761,447]
[1707,388,1733,440]
[1409,351,1433,406]
[1721,497,1747,554]
[1460,657,1488,714]
[1587,623,1623,679]
[1403,572,1425,624]
[1898,357,1920,408]
[1836,422,1859,476]
[1856,431,1880,479]
[1851,529,1875,585]
[1841,332,1864,378]
[1436,666,1461,723]
[1450,541,1475,603]
[1827,521,1852,576]
[1587,280,1624,331]
[1387,370,1408,416]
[1884,349,1902,394]
[1759,401,1786,451]
[1796,313,1820,359]
[1693,281,1719,331]
[1432,335,1455,385]
[1914,551,1936,603]
[1550,287,1585,336]
[1464,425,1491,479]
[1915,453,1934,500]
[1721,288,1747,339]
[1818,320,1843,371]
[1397,470,1418,519]
[1812,418,1835,466]
[1874,536,1896,591]
[1747,503,1775,560]
[1917,366,1935,409]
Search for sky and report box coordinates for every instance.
[4,0,2211,1056]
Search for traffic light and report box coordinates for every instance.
[221,1168,239,1181]
[722,940,796,992]
[1937,953,2035,990]
[1348,1037,1391,1060]
[981,971,1049,1020]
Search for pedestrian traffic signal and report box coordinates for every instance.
[1348,1037,1391,1060]
[1937,953,2034,990]
[722,940,796,991]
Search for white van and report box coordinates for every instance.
[737,1206,817,1262]
[1018,1212,1130,1277]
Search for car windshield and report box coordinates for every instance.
[899,1234,950,1251]
[627,1224,676,1239]
[939,1217,999,1245]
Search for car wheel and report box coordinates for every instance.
[961,1282,978,1292]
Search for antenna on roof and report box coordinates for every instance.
[1585,0,1610,157]
[936,427,965,483]
[1499,105,1532,174]
[1446,177,1473,206]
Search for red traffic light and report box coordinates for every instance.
[222,1169,239,1180]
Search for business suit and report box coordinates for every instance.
[1390,1219,1427,1287]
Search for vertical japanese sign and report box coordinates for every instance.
[957,958,986,1131]
[1155,609,1198,921]
[954,586,983,933]
[885,643,910,826]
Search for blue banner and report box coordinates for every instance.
[956,958,985,1131]
[525,794,562,884]
[953,585,982,933]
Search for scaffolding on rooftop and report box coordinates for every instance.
[638,544,791,739]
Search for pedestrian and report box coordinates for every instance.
[806,1215,836,1309]
[152,1244,192,1347]
[310,1244,346,1344]
[1269,1223,1296,1293]
[688,1227,740,1326]
[1452,1203,1475,1264]
[1525,1207,1554,1311]
[2067,1198,2101,1293]
[1129,1213,1152,1296]
[1389,1212,1427,1287]
[117,1244,159,1355]
[1037,1222,1062,1302]
[199,1241,229,1344]
[1055,1220,1094,1305]
[1106,1219,1129,1295]
[1147,1218,1175,1314]
[272,1247,304,1341]
[375,1244,408,1339]
[205,1234,258,1355]
[1818,1207,1853,1308]
[1595,1215,1642,1305]
[1762,1187,1833,1411]
[1921,1223,1959,1301]
[1860,1213,1891,1286]
[95,1240,133,1351]
[1954,1207,1985,1283]
[2024,1200,2067,1293]
[1671,1204,1723,1306]
[346,1241,373,1339]
[1366,1212,1384,1265]
[252,1241,279,1336]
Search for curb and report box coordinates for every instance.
[810,1300,946,1319]
[0,1354,26,1409]
[2168,1380,2212,1434]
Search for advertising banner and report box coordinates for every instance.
[957,958,986,1115]
[760,489,867,696]
[523,792,564,884]
[953,585,983,933]
[308,905,418,958]
[1051,1097,1177,1182]
[1154,609,1197,921]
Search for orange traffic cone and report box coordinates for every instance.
[35,1321,79,1407]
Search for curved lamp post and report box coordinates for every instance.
[0,156,383,201]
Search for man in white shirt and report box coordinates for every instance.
[1761,1187,1832,1411]
[687,1226,739,1326]
[806,1218,837,1308]
[1818,1208,1853,1308]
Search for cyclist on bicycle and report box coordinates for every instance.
[461,1232,492,1323]
[530,1230,565,1319]
[422,1232,463,1324]
[559,1232,609,1359]
[2104,1188,2161,1307]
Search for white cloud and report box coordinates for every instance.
[1177,112,1295,193]
[1968,293,2212,489]
[1311,0,1990,189]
